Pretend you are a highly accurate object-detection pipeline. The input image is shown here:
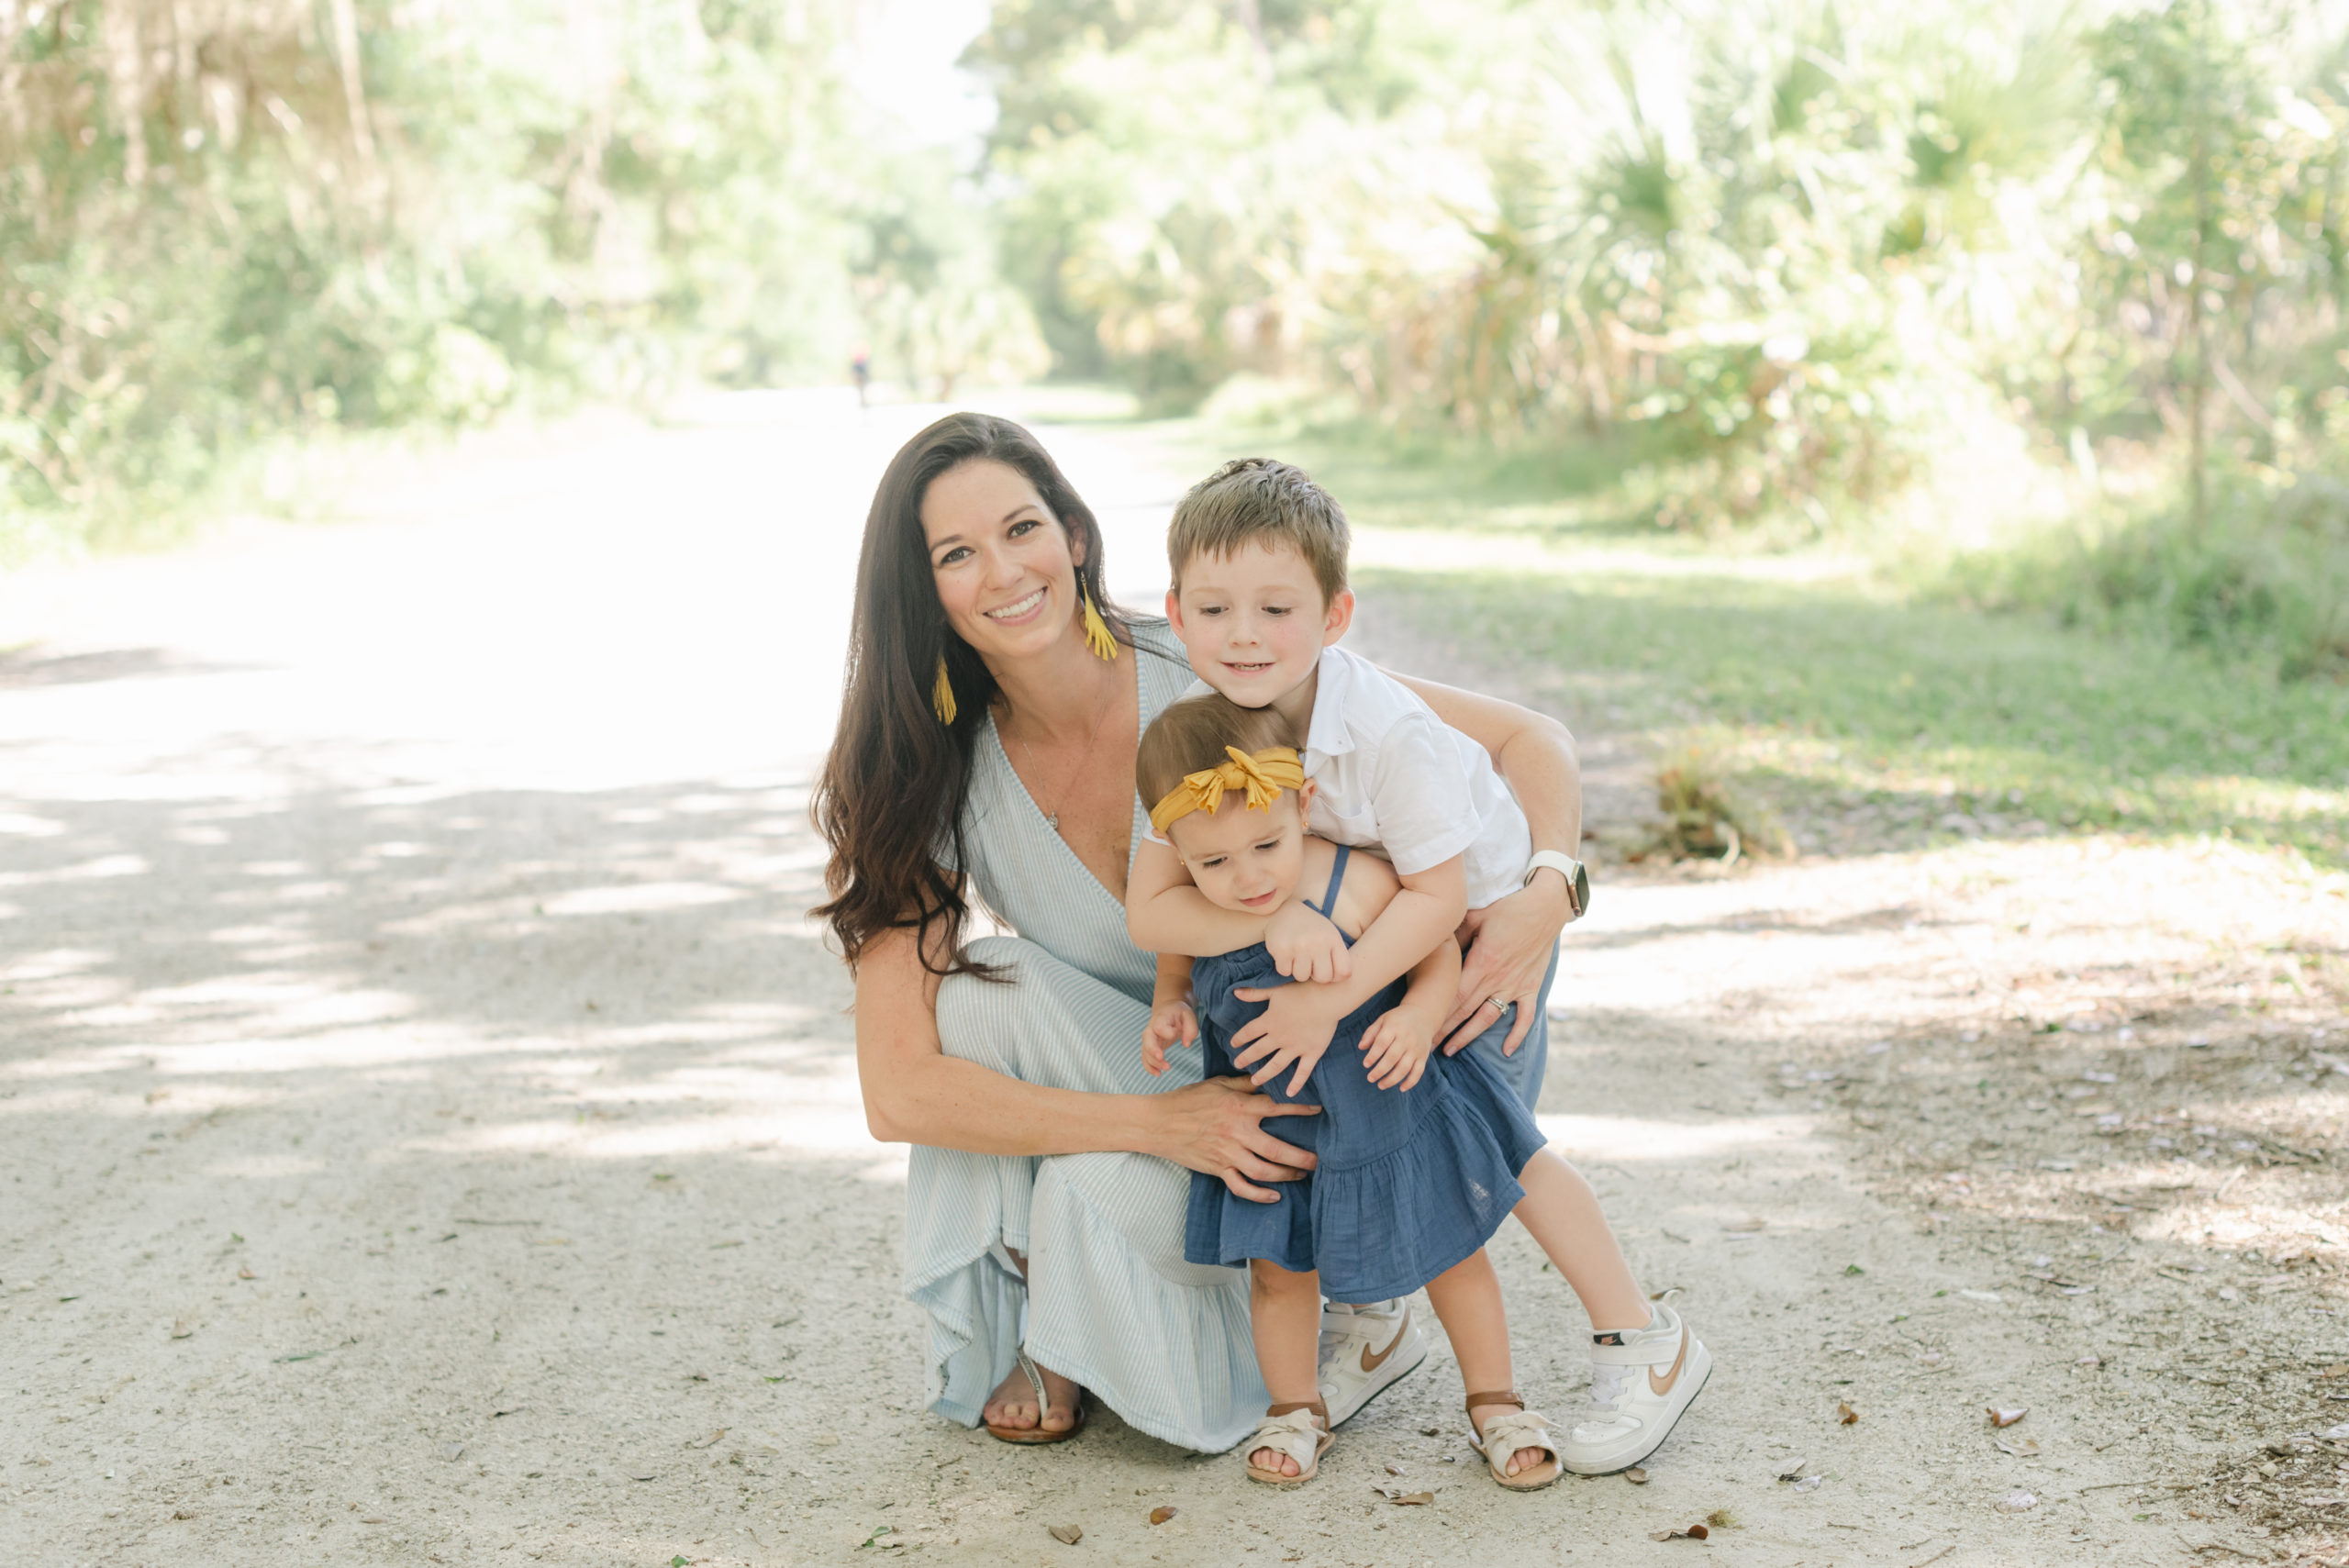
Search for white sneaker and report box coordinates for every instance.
[1561,1302,1711,1474]
[1316,1299,1428,1427]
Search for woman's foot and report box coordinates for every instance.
[1470,1399,1550,1478]
[982,1357,1083,1439]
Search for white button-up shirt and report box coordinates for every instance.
[1173,645,1533,910]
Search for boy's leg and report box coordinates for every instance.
[1419,1251,1546,1478]
[1248,1261,1325,1477]
[1513,1152,1711,1474]
[1510,1149,1649,1331]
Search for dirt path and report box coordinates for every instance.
[3,396,2343,1568]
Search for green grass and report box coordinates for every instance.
[1373,566,2349,870]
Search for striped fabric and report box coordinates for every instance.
[902,619,1270,1453]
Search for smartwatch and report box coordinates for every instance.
[1524,851,1589,920]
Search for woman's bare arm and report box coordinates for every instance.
[855,921,1323,1200]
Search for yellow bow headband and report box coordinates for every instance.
[1148,746,1306,836]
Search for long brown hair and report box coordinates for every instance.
[812,412,1130,979]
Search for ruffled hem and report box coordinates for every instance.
[1023,1156,1264,1453]
[1185,1051,1548,1304]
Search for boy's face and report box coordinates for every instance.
[1163,783,1317,916]
[1166,542,1353,711]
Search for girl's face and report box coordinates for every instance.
[921,459,1085,666]
[1164,783,1318,915]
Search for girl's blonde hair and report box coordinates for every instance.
[1135,693,1300,808]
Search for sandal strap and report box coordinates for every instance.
[1247,1406,1328,1472]
[1475,1408,1562,1469]
[1464,1389,1524,1414]
[1017,1349,1055,1424]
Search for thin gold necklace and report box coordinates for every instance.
[1006,673,1118,835]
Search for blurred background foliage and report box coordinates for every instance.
[973,0,2349,678]
[3,0,2346,682]
[0,0,1040,550]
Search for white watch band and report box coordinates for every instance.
[1524,851,1586,916]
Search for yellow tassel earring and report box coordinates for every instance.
[931,656,958,725]
[1081,587,1119,662]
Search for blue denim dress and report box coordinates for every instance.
[1181,847,1549,1303]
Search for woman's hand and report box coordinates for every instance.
[1436,873,1569,1058]
[1228,983,1348,1097]
[1358,1001,1439,1093]
[1141,998,1198,1076]
[1264,899,1353,984]
[1154,1076,1321,1202]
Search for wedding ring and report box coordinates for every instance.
[1486,995,1509,1012]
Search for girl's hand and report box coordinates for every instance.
[1154,1076,1321,1203]
[1264,900,1352,984]
[1359,1004,1438,1093]
[1437,875,1569,1058]
[1228,983,1346,1097]
[1141,998,1199,1076]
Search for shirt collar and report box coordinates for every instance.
[1304,646,1354,762]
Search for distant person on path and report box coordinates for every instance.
[1125,462,1707,1485]
[852,345,871,408]
[813,414,1597,1454]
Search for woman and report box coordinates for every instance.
[813,414,1587,1451]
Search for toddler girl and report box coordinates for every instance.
[1134,693,1636,1489]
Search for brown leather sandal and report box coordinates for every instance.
[984,1350,1087,1445]
[1466,1389,1563,1491]
[1243,1398,1332,1485]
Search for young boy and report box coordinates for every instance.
[1126,457,1708,1475]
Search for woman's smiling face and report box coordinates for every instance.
[922,459,1083,663]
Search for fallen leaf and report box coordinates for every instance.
[1705,1508,1738,1529]
[1048,1522,1083,1544]
[1958,1289,2002,1303]
[684,1429,726,1450]
[236,1266,255,1281]
[814,1433,841,1448]
[1419,1426,1440,1437]
[1147,1506,1176,1525]
[170,1320,193,1340]
[1794,1474,1825,1492]
[1996,1489,2038,1513]
[439,1442,464,1462]
[172,1509,196,1520]
[1625,1465,1649,1484]
[1987,1407,2028,1428]
[1386,1464,1403,1475]
[1776,1457,1809,1482]
[493,1405,526,1418]
[629,1472,656,1483]
[1651,1524,1710,1540]
[1837,1401,1858,1425]
[1994,1436,2041,1457]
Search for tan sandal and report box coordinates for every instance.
[1467,1389,1563,1491]
[1243,1399,1332,1485]
[984,1349,1087,1444]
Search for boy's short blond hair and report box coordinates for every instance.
[1166,458,1350,605]
[1136,693,1302,813]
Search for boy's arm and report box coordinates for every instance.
[1227,855,1468,1093]
[1359,936,1464,1092]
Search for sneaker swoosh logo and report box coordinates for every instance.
[1648,1329,1688,1397]
[1359,1308,1411,1375]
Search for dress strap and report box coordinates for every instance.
[1310,843,1352,918]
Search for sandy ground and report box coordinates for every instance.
[4,392,2346,1568]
